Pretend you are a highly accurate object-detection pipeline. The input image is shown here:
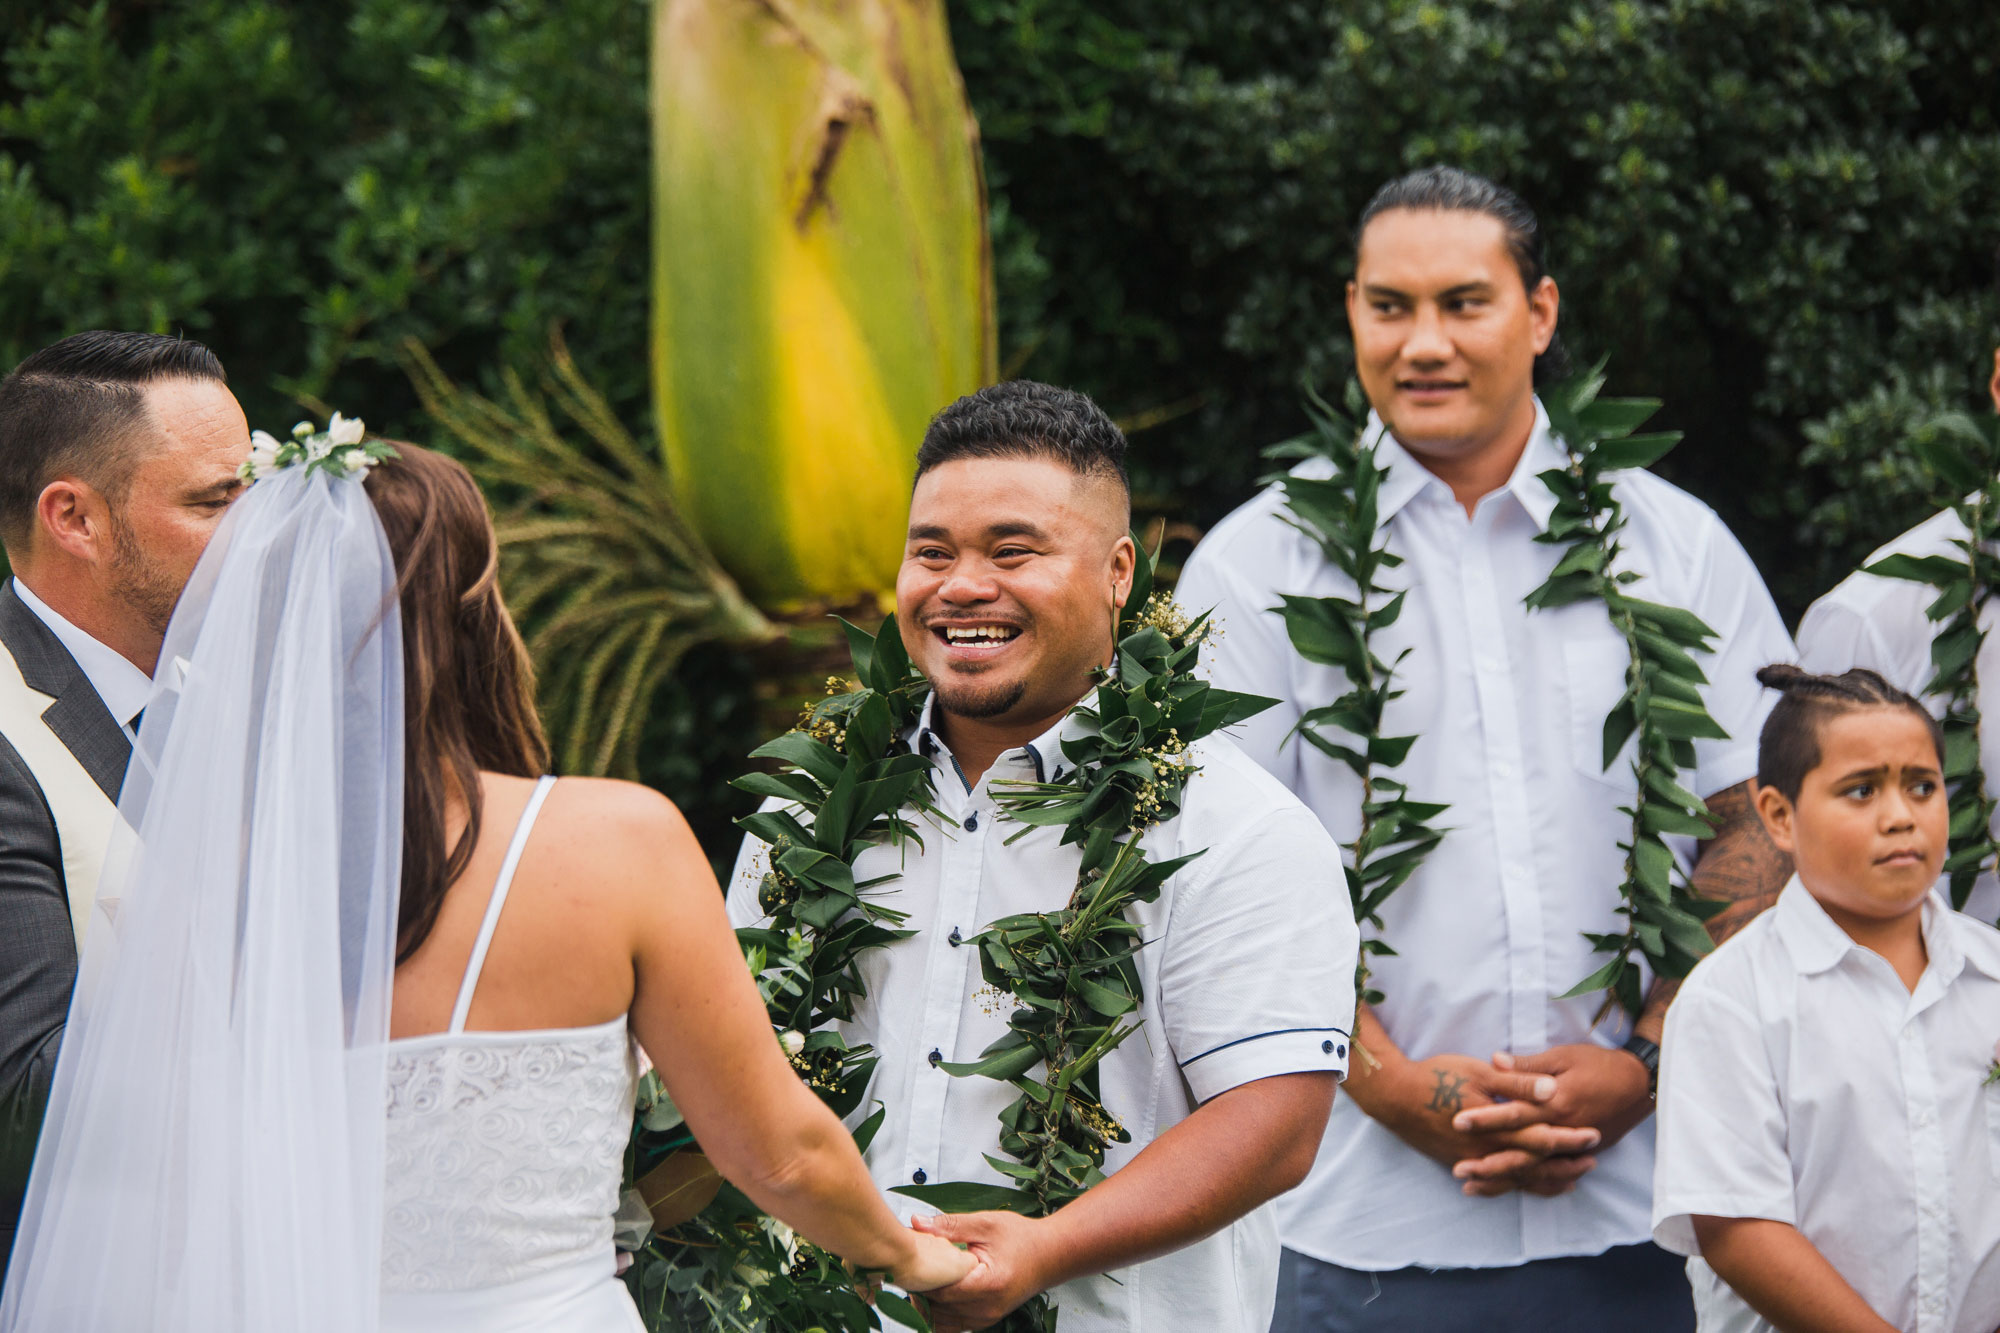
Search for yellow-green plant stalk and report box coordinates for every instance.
[652,0,995,607]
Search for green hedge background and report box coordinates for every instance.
[4,0,1998,847]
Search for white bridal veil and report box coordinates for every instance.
[0,464,403,1331]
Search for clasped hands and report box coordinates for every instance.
[882,1209,1057,1333]
[1386,1043,1652,1197]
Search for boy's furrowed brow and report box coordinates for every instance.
[1834,764,1892,783]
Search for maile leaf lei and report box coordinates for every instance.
[1861,409,2000,920]
[889,539,1272,1333]
[1266,381,1448,1009]
[1527,365,1730,1017]
[622,624,937,1332]
[1273,369,1729,1019]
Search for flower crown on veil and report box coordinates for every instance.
[238,411,398,483]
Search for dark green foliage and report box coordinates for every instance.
[1863,410,2000,918]
[0,0,653,460]
[949,0,2000,616]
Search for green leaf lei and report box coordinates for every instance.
[629,538,1270,1332]
[1272,369,1729,1019]
[1861,409,2000,919]
[1266,382,1448,1009]
[894,542,1270,1333]
[621,624,937,1333]
[1526,367,1730,1018]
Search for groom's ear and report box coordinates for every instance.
[35,477,114,566]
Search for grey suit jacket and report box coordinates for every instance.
[0,581,131,1278]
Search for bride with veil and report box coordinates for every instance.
[0,426,970,1331]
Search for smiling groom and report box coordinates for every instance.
[729,380,1359,1333]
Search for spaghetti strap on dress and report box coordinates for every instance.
[380,776,644,1332]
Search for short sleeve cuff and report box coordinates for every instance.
[1652,1194,1796,1257]
[1179,1026,1351,1103]
[1695,741,1760,801]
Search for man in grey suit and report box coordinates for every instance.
[0,331,250,1279]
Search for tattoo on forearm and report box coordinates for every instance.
[1424,1069,1467,1116]
[1693,782,1791,948]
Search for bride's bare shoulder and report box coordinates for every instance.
[521,775,704,877]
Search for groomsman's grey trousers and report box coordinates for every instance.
[1270,1243,1695,1332]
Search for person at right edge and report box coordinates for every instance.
[1795,243,2000,928]
[1175,166,1796,1327]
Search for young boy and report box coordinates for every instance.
[1652,665,2000,1332]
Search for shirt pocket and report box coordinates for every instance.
[1564,637,1636,784]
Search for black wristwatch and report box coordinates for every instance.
[1622,1033,1661,1100]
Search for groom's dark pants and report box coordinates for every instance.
[1270,1243,1695,1332]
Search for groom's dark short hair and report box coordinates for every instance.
[916,380,1129,497]
[0,330,228,547]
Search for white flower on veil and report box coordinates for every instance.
[237,414,396,483]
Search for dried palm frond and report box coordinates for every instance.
[405,335,773,777]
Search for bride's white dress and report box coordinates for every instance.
[380,777,646,1332]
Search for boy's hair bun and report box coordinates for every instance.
[1755,663,1810,692]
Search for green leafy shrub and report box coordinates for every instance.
[951,0,2000,613]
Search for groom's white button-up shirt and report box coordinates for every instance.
[1174,401,1794,1272]
[728,694,1358,1333]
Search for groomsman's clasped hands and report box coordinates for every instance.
[0,163,1996,1333]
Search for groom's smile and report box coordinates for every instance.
[897,454,1131,738]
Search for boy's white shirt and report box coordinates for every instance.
[726,694,1359,1333]
[1798,506,2000,925]
[1652,876,2000,1332]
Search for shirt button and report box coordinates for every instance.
[929,1048,943,1066]
[963,811,979,832]
[948,927,963,947]
[912,1168,927,1184]
[1321,1040,1334,1054]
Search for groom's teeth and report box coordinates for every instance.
[943,626,1017,642]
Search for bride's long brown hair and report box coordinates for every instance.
[364,444,549,962]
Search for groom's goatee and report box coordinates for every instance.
[935,679,1028,720]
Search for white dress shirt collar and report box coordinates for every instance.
[1369,397,1564,532]
[11,578,153,729]
[1773,873,2000,990]
[914,682,1098,787]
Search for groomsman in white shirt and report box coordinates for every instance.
[1796,250,2000,926]
[730,380,1360,1333]
[1176,166,1796,1327]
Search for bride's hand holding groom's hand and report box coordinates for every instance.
[905,1210,1054,1332]
[888,1225,978,1297]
